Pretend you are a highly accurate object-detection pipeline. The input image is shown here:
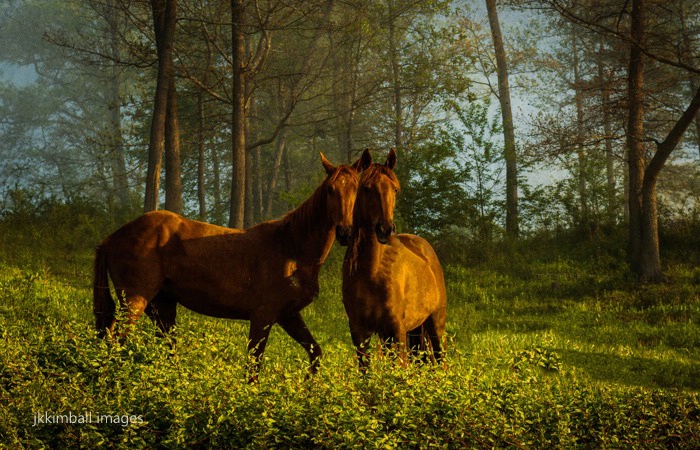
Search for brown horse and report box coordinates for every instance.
[342,148,447,371]
[94,152,371,381]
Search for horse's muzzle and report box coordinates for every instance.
[375,221,395,245]
[336,225,352,246]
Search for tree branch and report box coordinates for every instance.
[646,85,700,183]
[548,0,700,75]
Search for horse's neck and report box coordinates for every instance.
[282,196,335,269]
[352,228,388,275]
[297,227,335,267]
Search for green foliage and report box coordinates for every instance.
[1,217,700,448]
[397,101,505,243]
[0,195,126,278]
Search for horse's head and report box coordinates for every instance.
[356,148,400,245]
[320,151,371,246]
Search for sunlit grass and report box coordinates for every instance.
[1,220,699,447]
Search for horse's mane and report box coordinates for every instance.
[279,164,357,259]
[359,163,400,192]
[346,163,400,275]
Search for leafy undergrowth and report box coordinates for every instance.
[1,255,699,448]
[1,212,699,448]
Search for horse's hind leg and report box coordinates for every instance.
[392,328,410,368]
[407,325,428,363]
[380,328,409,368]
[246,318,273,383]
[113,291,149,343]
[278,312,322,376]
[145,291,177,337]
[424,310,447,365]
[350,328,372,374]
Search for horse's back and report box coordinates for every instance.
[102,211,234,250]
[99,211,234,291]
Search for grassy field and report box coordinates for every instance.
[1,213,699,448]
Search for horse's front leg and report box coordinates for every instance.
[397,336,409,368]
[350,327,372,374]
[278,312,322,376]
[247,318,273,383]
[145,291,177,337]
[392,326,410,368]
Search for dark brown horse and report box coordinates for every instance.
[94,152,371,380]
[342,148,447,371]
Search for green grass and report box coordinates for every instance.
[1,216,699,448]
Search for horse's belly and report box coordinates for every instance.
[163,281,252,320]
[162,269,315,321]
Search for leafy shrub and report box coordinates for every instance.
[2,264,699,449]
[1,211,700,448]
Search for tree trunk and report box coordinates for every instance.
[639,85,700,281]
[229,0,246,228]
[108,0,129,215]
[264,124,287,219]
[197,31,212,222]
[283,145,292,192]
[345,43,359,164]
[144,0,176,212]
[598,34,616,224]
[254,146,263,223]
[164,74,182,214]
[197,85,207,221]
[387,0,403,151]
[626,0,700,281]
[245,148,254,227]
[244,36,255,228]
[626,0,647,275]
[572,24,588,228]
[263,83,288,219]
[485,0,518,238]
[212,142,222,223]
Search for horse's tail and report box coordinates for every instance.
[93,245,115,338]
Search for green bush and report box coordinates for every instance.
[1,213,699,448]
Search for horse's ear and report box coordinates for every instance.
[352,148,372,172]
[386,148,397,170]
[320,152,336,175]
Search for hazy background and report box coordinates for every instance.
[0,0,698,256]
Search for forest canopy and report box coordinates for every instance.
[0,0,698,280]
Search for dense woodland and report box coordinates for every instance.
[2,2,700,447]
[0,0,699,281]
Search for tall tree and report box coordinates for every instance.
[596,32,617,224]
[571,23,589,227]
[164,72,182,213]
[107,0,130,215]
[626,0,646,276]
[387,0,404,151]
[228,0,246,227]
[525,0,700,280]
[485,0,519,238]
[144,0,180,213]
